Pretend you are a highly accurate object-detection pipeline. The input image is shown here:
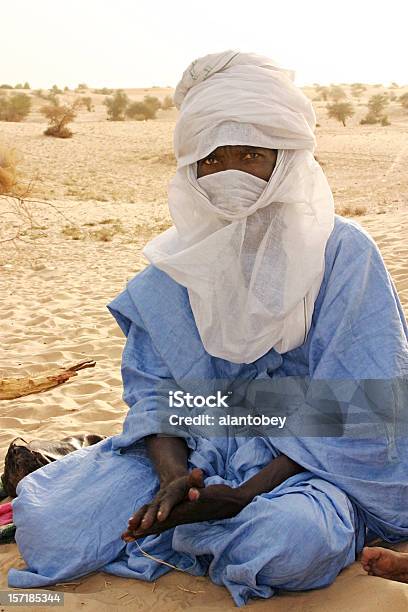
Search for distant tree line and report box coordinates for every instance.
[104,91,174,121]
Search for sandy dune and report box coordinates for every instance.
[1,85,408,610]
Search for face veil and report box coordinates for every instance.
[143,51,335,363]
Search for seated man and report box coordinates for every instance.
[8,51,408,607]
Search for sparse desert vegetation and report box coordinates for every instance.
[0,92,31,122]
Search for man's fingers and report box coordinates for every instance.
[128,504,149,531]
[188,468,204,489]
[140,502,160,529]
[188,487,200,501]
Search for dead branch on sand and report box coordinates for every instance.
[0,360,96,400]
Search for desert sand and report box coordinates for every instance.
[1,85,408,610]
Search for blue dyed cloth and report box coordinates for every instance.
[8,216,408,606]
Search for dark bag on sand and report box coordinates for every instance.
[1,433,106,498]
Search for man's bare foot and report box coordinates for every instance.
[122,483,248,541]
[361,546,408,582]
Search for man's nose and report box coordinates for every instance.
[221,158,242,171]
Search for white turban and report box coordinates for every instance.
[143,50,335,364]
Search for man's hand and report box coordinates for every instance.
[122,477,250,541]
[122,467,204,541]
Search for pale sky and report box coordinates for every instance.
[2,0,407,89]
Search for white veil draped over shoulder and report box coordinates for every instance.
[143,51,335,364]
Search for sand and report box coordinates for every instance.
[1,85,408,610]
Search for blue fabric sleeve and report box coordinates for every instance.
[107,303,196,452]
[271,223,408,540]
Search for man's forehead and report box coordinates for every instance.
[209,145,269,154]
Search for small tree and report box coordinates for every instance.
[104,90,129,120]
[51,84,63,94]
[327,102,354,126]
[367,93,389,117]
[0,93,32,121]
[14,83,23,89]
[23,82,30,90]
[360,93,389,125]
[162,94,175,110]
[40,99,82,138]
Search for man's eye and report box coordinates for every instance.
[243,151,260,160]
[204,156,218,165]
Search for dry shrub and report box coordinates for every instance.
[61,226,84,240]
[162,94,175,110]
[90,221,123,241]
[0,93,32,122]
[40,99,83,138]
[44,125,72,138]
[104,91,129,121]
[0,148,18,194]
[337,204,368,217]
[81,96,94,112]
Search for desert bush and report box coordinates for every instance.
[337,204,368,216]
[126,100,155,120]
[360,112,378,125]
[93,87,114,95]
[327,102,354,126]
[104,90,129,120]
[388,92,397,101]
[0,148,18,194]
[40,99,82,138]
[350,83,366,98]
[0,84,13,89]
[126,95,161,120]
[0,93,32,121]
[360,94,390,125]
[61,226,84,240]
[22,82,30,90]
[45,92,59,105]
[162,94,175,110]
[64,86,70,92]
[390,82,399,88]
[51,85,63,94]
[77,83,88,90]
[368,94,389,115]
[125,103,143,120]
[81,96,94,112]
[380,115,391,126]
[399,93,408,110]
[14,83,23,89]
[143,95,161,113]
[89,224,123,241]
[328,85,347,102]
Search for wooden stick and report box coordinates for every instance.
[0,360,96,400]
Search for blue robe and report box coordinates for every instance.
[8,216,408,607]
